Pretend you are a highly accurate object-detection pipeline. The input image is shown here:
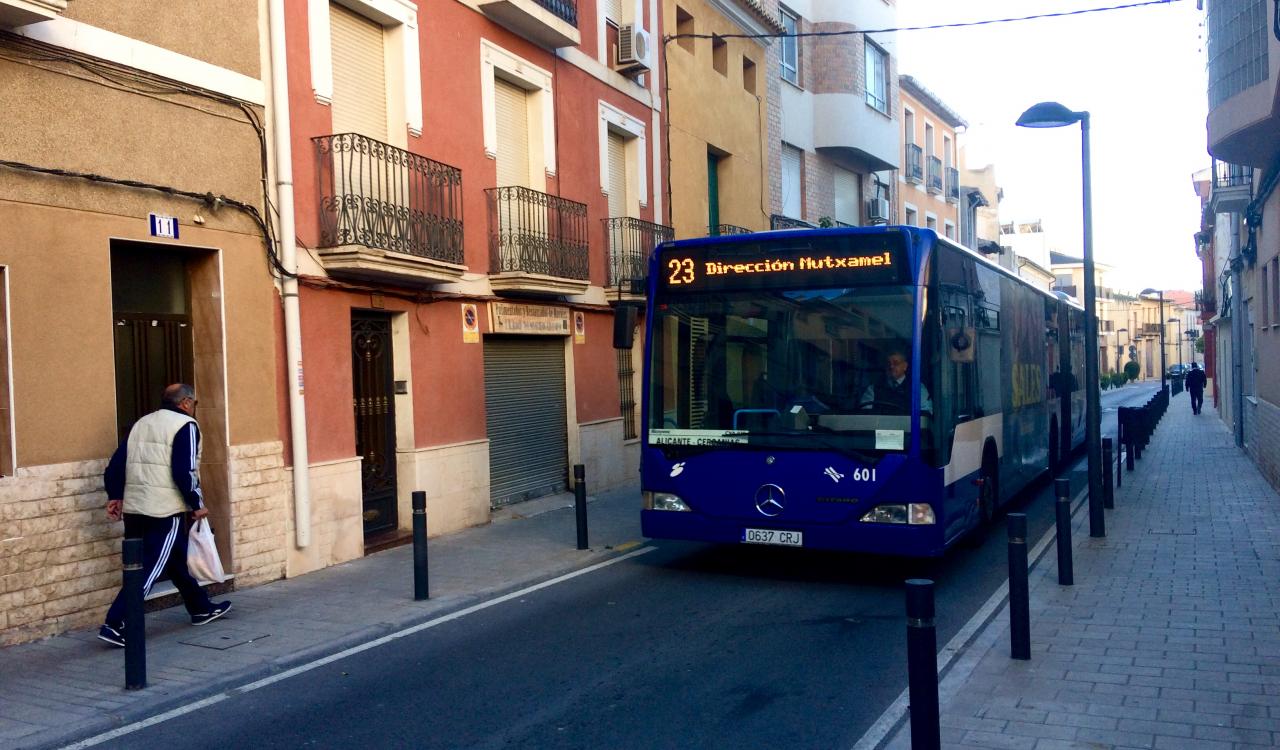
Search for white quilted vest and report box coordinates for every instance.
[123,409,198,517]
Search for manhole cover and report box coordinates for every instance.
[1148,528,1196,536]
[179,628,271,650]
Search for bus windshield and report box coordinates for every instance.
[648,284,929,457]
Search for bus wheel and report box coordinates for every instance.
[979,452,999,525]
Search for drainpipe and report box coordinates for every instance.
[268,0,312,547]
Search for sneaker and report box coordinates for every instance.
[191,601,231,626]
[97,624,125,648]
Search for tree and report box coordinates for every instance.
[1124,361,1141,382]
[1194,335,1205,354]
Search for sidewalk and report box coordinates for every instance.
[0,480,644,750]
[886,397,1280,749]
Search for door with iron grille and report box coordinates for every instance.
[352,312,397,536]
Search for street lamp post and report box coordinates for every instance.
[1168,317,1182,370]
[1141,288,1166,389]
[1017,102,1103,538]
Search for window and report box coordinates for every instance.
[0,267,10,477]
[1055,273,1073,287]
[1272,258,1279,327]
[742,56,756,94]
[926,214,937,231]
[944,221,955,240]
[925,123,935,159]
[943,135,952,171]
[712,35,727,76]
[864,39,888,112]
[781,143,803,219]
[780,7,799,85]
[617,348,637,440]
[707,150,721,233]
[833,167,860,226]
[1264,263,1271,327]
[904,108,915,144]
[904,206,918,226]
[676,7,694,53]
[330,2,389,141]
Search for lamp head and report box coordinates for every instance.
[1140,287,1160,296]
[1016,101,1085,128]
[1168,317,1179,322]
[1117,327,1127,333]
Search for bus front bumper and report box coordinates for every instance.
[641,510,948,558]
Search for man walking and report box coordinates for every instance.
[98,384,230,647]
[1185,361,1207,415]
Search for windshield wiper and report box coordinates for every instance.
[743,431,882,464]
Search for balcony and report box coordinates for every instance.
[926,156,943,194]
[487,186,589,295]
[1196,289,1217,315]
[946,167,960,203]
[1209,158,1252,214]
[905,144,923,184]
[0,0,65,27]
[604,217,674,298]
[770,215,817,231]
[314,133,465,285]
[477,0,580,49]
[1206,0,1274,166]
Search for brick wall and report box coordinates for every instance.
[1246,397,1280,492]
[761,0,783,217]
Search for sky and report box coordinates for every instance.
[894,0,1208,292]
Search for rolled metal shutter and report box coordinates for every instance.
[484,337,568,506]
[781,144,802,219]
[607,131,627,219]
[834,167,860,226]
[330,3,388,141]
[494,78,530,188]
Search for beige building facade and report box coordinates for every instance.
[0,1,285,644]
[897,75,962,240]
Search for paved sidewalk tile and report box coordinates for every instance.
[886,397,1280,749]
[0,482,644,750]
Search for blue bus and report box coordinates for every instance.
[637,226,1085,557]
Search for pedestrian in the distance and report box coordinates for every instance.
[98,383,230,647]
[1185,361,1207,415]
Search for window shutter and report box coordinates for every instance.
[494,78,531,188]
[607,131,628,219]
[781,144,802,219]
[330,3,388,141]
[834,168,859,226]
[603,0,623,22]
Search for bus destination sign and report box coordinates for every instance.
[658,234,908,292]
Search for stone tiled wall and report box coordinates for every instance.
[0,443,292,646]
[579,418,639,492]
[762,0,783,217]
[228,441,288,587]
[0,459,118,645]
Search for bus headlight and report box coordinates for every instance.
[860,503,936,525]
[644,492,690,512]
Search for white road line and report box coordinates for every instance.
[62,546,657,750]
[850,485,1089,750]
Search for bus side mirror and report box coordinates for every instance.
[614,304,637,349]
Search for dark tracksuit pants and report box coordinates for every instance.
[105,512,212,628]
[1190,389,1204,414]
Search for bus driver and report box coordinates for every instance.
[859,348,932,414]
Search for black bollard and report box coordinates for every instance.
[1008,513,1030,660]
[904,579,941,750]
[1102,438,1114,510]
[1054,479,1074,586]
[123,537,146,690]
[412,490,429,601]
[574,464,588,550]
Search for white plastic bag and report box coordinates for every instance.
[188,518,228,586]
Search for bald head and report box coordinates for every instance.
[161,383,196,410]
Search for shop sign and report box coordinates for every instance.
[489,303,570,335]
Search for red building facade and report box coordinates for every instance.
[280,0,666,572]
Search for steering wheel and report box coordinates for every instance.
[860,399,907,414]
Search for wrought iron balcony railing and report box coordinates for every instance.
[1213,159,1252,190]
[534,0,577,25]
[710,224,751,236]
[1195,289,1217,314]
[926,156,943,194]
[905,144,923,183]
[605,216,674,292]
[770,214,817,230]
[486,186,589,280]
[315,133,464,264]
[946,167,960,203]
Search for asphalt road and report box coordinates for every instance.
[97,384,1161,750]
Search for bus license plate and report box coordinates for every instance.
[742,528,803,547]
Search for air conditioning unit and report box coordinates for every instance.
[616,25,653,74]
[866,197,890,224]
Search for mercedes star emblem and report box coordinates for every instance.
[754,484,785,517]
